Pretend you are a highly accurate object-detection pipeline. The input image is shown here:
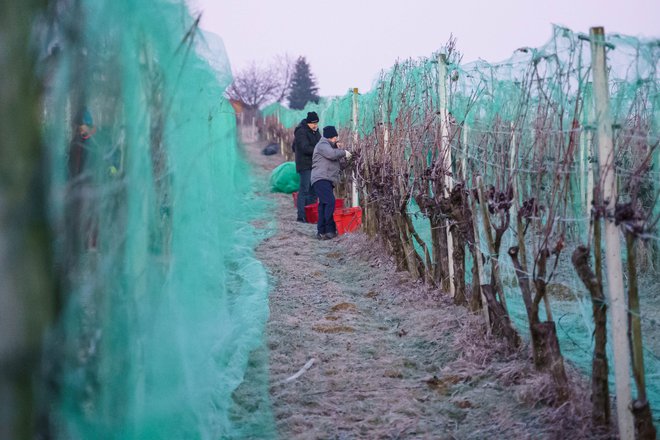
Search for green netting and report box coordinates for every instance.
[269,161,299,193]
[37,1,273,438]
[4,2,659,435]
[270,26,660,424]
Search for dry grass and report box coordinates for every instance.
[330,302,358,313]
[311,325,356,334]
[239,134,616,439]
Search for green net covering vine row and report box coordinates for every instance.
[266,26,660,426]
[30,0,274,438]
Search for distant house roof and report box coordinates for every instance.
[229,99,245,113]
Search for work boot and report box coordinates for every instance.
[324,231,337,240]
[316,233,326,240]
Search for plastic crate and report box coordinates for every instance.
[333,206,362,235]
[303,199,345,224]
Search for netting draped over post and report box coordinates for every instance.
[39,1,273,438]
[266,26,660,428]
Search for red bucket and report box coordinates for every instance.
[304,203,319,224]
[333,207,362,235]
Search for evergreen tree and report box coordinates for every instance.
[287,56,320,110]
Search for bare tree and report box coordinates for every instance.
[272,54,295,103]
[226,54,294,109]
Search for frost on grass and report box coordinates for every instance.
[240,135,614,439]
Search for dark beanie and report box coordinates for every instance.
[75,107,94,126]
[305,111,319,123]
[323,125,338,138]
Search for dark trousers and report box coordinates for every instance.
[312,179,336,235]
[297,169,316,221]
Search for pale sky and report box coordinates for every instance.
[187,0,659,97]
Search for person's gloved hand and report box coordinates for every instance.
[345,150,352,160]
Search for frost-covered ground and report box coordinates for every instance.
[236,130,614,439]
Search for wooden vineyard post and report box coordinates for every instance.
[508,122,517,187]
[470,182,491,334]
[508,124,521,258]
[508,123,528,294]
[351,87,359,208]
[580,86,588,210]
[461,125,468,180]
[437,53,455,298]
[583,82,595,215]
[277,107,284,156]
[383,101,390,154]
[590,26,634,440]
[265,114,270,141]
[509,124,532,314]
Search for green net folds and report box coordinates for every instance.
[37,1,273,438]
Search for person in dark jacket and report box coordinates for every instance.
[68,107,96,178]
[311,126,352,240]
[292,111,321,222]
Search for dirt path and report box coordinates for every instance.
[240,134,601,439]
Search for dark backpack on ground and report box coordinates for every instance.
[262,143,279,156]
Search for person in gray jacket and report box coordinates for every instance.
[311,126,352,239]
